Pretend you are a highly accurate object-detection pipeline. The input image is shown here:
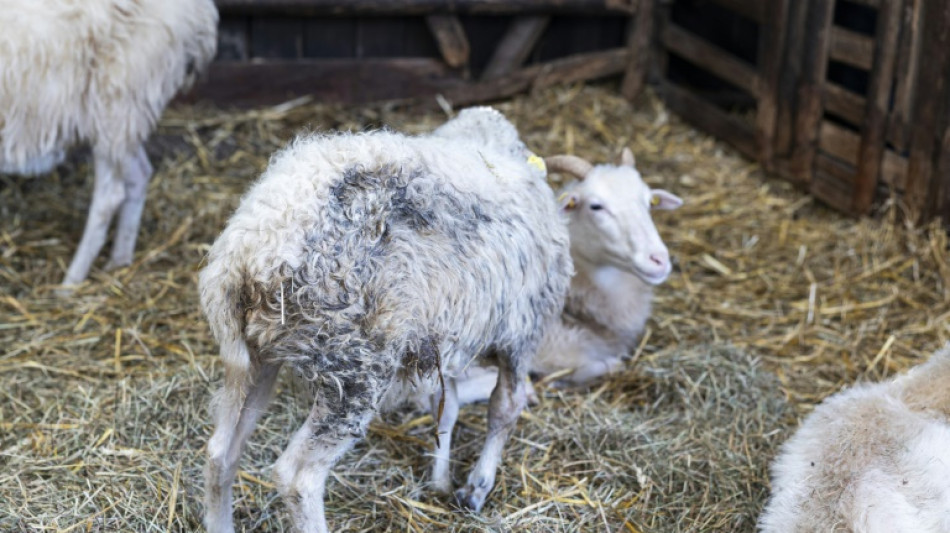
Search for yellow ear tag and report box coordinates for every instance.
[651,196,660,207]
[526,154,546,172]
[558,192,576,209]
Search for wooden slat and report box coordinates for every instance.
[482,16,550,80]
[829,27,874,70]
[887,0,923,151]
[426,15,470,68]
[755,0,790,169]
[657,81,758,158]
[852,0,905,214]
[790,0,836,182]
[774,0,810,159]
[819,120,861,164]
[813,155,857,213]
[660,23,761,96]
[621,0,652,99]
[250,17,303,59]
[823,83,866,126]
[706,0,767,23]
[214,0,639,15]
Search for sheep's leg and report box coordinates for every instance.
[455,352,528,511]
[428,377,458,494]
[204,361,281,533]
[455,366,538,406]
[106,144,153,270]
[556,357,624,388]
[274,373,383,533]
[61,150,125,287]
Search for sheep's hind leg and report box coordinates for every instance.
[274,369,387,533]
[455,351,528,511]
[107,143,153,270]
[205,360,282,533]
[61,150,125,288]
[429,377,458,494]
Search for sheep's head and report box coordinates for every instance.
[547,149,682,285]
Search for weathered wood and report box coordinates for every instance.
[482,16,550,79]
[706,0,766,24]
[214,0,638,15]
[755,0,789,169]
[790,0,835,182]
[852,0,905,214]
[217,17,250,61]
[813,156,858,213]
[829,27,874,71]
[621,0,652,100]
[887,0,923,151]
[304,18,357,58]
[426,15,470,68]
[250,17,304,58]
[823,82,866,126]
[934,123,950,221]
[774,0,809,158]
[818,120,908,188]
[657,81,757,158]
[660,23,760,96]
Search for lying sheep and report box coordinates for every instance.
[199,107,572,533]
[452,149,682,405]
[0,0,218,288]
[759,344,950,533]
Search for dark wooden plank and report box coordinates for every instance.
[829,27,874,71]
[934,123,950,221]
[217,17,250,61]
[774,0,810,159]
[660,23,761,96]
[621,0,652,100]
[819,120,860,164]
[706,0,766,24]
[482,16,550,80]
[824,82,866,126]
[250,17,304,59]
[426,15,470,68]
[304,18,357,58]
[755,0,790,169]
[887,0,922,151]
[657,80,758,158]
[356,17,438,57]
[790,0,835,182]
[813,156,858,213]
[214,0,639,15]
[852,0,905,214]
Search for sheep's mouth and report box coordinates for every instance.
[633,267,670,286]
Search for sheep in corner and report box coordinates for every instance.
[759,344,950,533]
[199,107,572,533]
[451,149,683,405]
[0,0,218,289]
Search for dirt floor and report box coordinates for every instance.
[1,84,948,532]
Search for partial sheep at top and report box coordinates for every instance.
[0,0,218,288]
[759,344,950,533]
[198,107,572,533]
[453,149,683,405]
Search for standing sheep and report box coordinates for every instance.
[0,0,218,288]
[452,149,682,405]
[199,108,572,533]
[759,344,950,533]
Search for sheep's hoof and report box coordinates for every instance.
[454,484,488,512]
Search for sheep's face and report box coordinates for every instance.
[560,156,681,285]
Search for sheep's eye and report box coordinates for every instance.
[590,203,604,211]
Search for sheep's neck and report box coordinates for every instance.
[565,259,654,349]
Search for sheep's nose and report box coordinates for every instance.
[649,253,667,267]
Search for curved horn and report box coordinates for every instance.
[543,155,593,180]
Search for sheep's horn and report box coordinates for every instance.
[543,155,593,179]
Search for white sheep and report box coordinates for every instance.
[199,107,572,533]
[451,149,682,405]
[759,344,950,533]
[0,0,218,288]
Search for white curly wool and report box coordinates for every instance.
[759,345,950,533]
[199,108,572,533]
[0,0,218,286]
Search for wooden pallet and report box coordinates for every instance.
[193,0,654,107]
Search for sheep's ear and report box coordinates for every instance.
[558,192,579,212]
[620,147,636,167]
[650,189,683,210]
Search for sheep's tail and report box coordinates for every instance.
[198,250,251,372]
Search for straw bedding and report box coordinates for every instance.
[1,84,947,532]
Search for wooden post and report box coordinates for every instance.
[621,0,653,100]
[852,0,905,214]
[482,16,550,79]
[791,0,835,184]
[774,0,808,159]
[426,15,470,69]
[755,0,789,171]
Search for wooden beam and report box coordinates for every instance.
[823,83,866,126]
[755,0,790,169]
[660,23,761,96]
[790,0,835,182]
[482,16,550,80]
[852,0,905,214]
[657,81,758,159]
[706,0,766,24]
[426,15,470,69]
[813,155,858,213]
[214,0,638,15]
[887,0,923,152]
[621,0,653,100]
[828,27,874,70]
[774,0,810,160]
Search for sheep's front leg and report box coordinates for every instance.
[429,377,458,494]
[455,353,528,511]
[107,144,153,270]
[205,361,281,533]
[61,150,125,287]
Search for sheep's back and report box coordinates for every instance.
[0,0,217,171]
